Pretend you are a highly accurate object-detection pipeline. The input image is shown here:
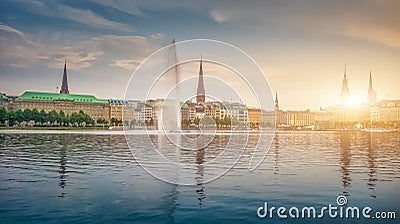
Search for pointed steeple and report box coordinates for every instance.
[60,61,69,94]
[340,64,350,104]
[196,57,205,104]
[367,70,377,104]
[368,70,373,89]
[275,91,279,111]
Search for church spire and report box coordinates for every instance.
[60,61,69,94]
[275,91,279,111]
[196,57,205,103]
[367,70,377,104]
[340,64,350,104]
[368,70,373,89]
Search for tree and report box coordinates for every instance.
[22,108,33,121]
[48,110,58,125]
[39,109,47,125]
[7,110,16,126]
[0,107,8,125]
[149,118,154,126]
[130,119,136,128]
[15,109,24,123]
[194,117,200,127]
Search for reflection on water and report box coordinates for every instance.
[338,132,351,195]
[195,148,206,207]
[0,131,399,223]
[58,144,67,198]
[367,132,377,198]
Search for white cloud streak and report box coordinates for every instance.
[0,24,157,70]
[14,0,133,32]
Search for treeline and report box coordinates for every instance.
[0,107,94,127]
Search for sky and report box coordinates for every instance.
[0,0,399,110]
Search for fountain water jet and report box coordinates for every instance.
[158,39,181,131]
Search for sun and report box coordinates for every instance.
[347,97,363,106]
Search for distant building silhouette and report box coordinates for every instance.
[196,58,205,103]
[340,65,350,104]
[60,62,69,94]
[367,70,377,104]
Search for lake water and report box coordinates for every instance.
[0,131,399,223]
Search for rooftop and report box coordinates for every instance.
[17,91,108,104]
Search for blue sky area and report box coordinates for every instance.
[0,0,399,109]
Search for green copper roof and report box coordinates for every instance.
[0,93,8,100]
[17,91,108,103]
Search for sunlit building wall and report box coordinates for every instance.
[376,100,400,122]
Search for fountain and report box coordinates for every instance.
[158,39,181,132]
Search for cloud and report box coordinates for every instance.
[150,33,165,40]
[35,47,104,70]
[204,0,400,49]
[210,10,230,23]
[55,5,133,32]
[14,0,132,32]
[0,23,25,37]
[0,24,157,70]
[90,0,144,17]
[110,59,142,70]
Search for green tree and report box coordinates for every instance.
[8,111,16,126]
[48,110,58,125]
[22,108,33,121]
[15,109,24,123]
[0,107,8,125]
[39,109,47,125]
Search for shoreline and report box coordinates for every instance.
[0,127,397,135]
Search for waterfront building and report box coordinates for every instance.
[247,106,262,128]
[1,63,110,122]
[180,101,196,122]
[333,105,370,124]
[224,102,248,125]
[0,93,8,107]
[109,99,135,123]
[8,91,110,121]
[261,109,275,127]
[374,100,400,122]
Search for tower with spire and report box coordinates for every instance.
[60,61,69,94]
[367,70,377,104]
[275,91,280,127]
[340,64,350,104]
[196,58,205,104]
[275,91,279,111]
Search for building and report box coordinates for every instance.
[340,65,350,105]
[374,100,400,122]
[2,62,112,122]
[180,101,196,122]
[8,91,110,121]
[284,110,314,127]
[60,62,69,94]
[261,109,275,127]
[109,99,135,123]
[367,71,377,104]
[225,102,248,125]
[196,59,206,104]
[247,106,262,128]
[0,93,8,107]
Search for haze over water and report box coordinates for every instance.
[0,131,399,223]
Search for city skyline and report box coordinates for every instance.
[1,0,399,110]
